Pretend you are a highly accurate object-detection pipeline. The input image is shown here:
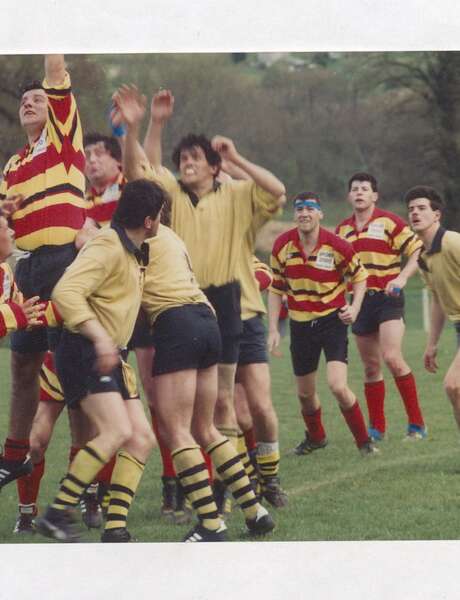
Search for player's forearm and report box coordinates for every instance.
[123,123,148,181]
[45,55,66,86]
[268,291,283,332]
[143,119,163,169]
[78,318,113,346]
[427,294,445,347]
[230,154,286,201]
[350,278,367,313]
[399,249,421,283]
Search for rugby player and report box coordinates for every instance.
[406,187,460,430]
[114,84,285,506]
[268,192,377,455]
[35,179,159,543]
[336,173,426,441]
[139,222,275,541]
[0,55,87,492]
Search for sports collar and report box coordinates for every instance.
[110,221,149,266]
[178,179,221,207]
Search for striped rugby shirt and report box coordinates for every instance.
[270,226,367,322]
[85,172,126,227]
[0,73,86,251]
[335,208,421,291]
[0,262,61,337]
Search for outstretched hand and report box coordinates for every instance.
[22,296,46,328]
[150,89,175,124]
[1,194,24,218]
[211,135,239,162]
[112,85,147,127]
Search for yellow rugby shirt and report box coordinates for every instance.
[0,73,86,251]
[270,226,367,322]
[52,223,148,348]
[335,207,421,291]
[141,224,210,325]
[418,227,460,322]
[239,255,272,321]
[140,164,280,289]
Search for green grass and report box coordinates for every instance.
[0,320,458,544]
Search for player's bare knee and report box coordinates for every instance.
[444,376,460,401]
[382,350,405,374]
[328,382,348,401]
[364,362,381,380]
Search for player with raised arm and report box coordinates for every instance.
[406,187,460,431]
[0,55,87,493]
[336,173,426,441]
[114,84,285,505]
[268,192,377,455]
[35,180,159,543]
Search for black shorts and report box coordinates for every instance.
[10,243,77,354]
[290,311,348,376]
[238,315,268,367]
[352,290,404,336]
[127,308,153,351]
[202,281,242,364]
[55,331,139,409]
[152,303,221,376]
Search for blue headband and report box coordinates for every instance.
[294,199,321,210]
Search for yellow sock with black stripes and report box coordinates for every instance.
[207,438,259,521]
[51,442,109,511]
[172,446,221,531]
[237,431,257,480]
[104,450,145,531]
[256,441,280,481]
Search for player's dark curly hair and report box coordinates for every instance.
[19,80,45,96]
[348,172,378,192]
[172,133,221,175]
[404,186,445,213]
[113,179,166,229]
[84,133,122,163]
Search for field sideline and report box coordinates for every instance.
[0,323,458,544]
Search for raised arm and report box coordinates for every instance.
[113,85,148,181]
[143,89,174,170]
[45,54,66,86]
[211,135,286,206]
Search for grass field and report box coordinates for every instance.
[0,300,458,544]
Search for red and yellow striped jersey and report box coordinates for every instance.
[0,73,86,251]
[85,172,125,227]
[335,208,421,291]
[0,263,28,337]
[39,351,64,403]
[270,227,367,322]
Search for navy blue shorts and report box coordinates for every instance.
[10,243,77,354]
[352,290,404,336]
[151,304,221,375]
[238,315,268,366]
[202,281,242,364]
[290,311,348,376]
[127,308,153,351]
[55,331,138,409]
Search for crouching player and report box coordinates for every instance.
[35,180,159,543]
[268,193,377,456]
[141,223,275,542]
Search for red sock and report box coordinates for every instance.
[201,449,214,483]
[151,416,176,478]
[17,458,45,508]
[341,401,369,448]
[96,455,116,486]
[68,445,80,467]
[243,428,257,453]
[365,380,386,433]
[4,438,29,462]
[394,372,425,427]
[302,407,326,443]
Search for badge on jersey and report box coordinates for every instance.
[366,221,386,240]
[315,249,335,270]
[32,129,47,158]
